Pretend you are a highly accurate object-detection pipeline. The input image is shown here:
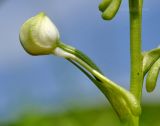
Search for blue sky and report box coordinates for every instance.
[0,0,160,121]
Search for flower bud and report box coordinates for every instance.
[99,0,122,20]
[19,12,60,55]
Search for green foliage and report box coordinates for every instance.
[2,104,160,126]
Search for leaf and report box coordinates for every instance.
[146,58,160,92]
[142,47,160,75]
[99,0,122,20]
[68,59,141,121]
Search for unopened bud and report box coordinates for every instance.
[19,12,60,55]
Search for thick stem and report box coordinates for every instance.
[129,0,143,104]
[129,0,143,125]
[129,11,143,102]
[130,116,139,126]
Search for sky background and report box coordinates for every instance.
[0,0,160,121]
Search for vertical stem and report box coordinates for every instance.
[130,116,139,126]
[129,0,143,104]
[129,0,143,125]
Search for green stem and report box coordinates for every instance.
[129,0,143,125]
[130,117,139,126]
[129,0,143,102]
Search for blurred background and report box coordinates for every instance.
[0,0,160,125]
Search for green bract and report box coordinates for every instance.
[142,47,160,74]
[146,58,160,92]
[19,12,60,55]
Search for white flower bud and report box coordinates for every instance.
[19,12,60,55]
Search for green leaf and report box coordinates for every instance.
[58,42,140,121]
[99,0,122,20]
[146,58,160,92]
[142,47,160,75]
[68,59,141,121]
